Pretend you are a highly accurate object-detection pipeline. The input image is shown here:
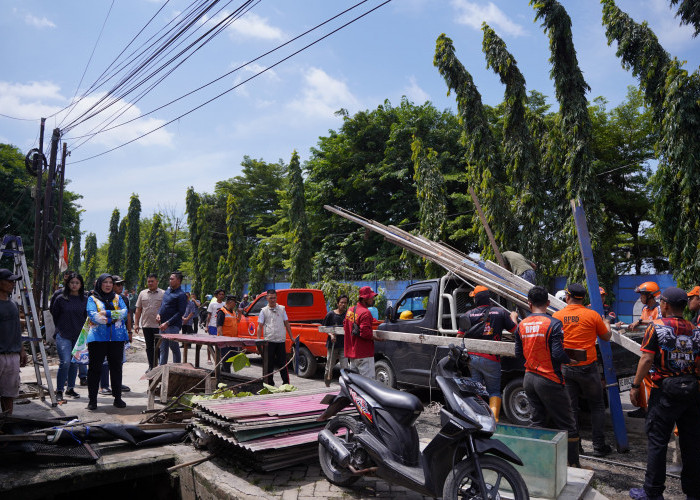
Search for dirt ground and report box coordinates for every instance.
[28,338,686,500]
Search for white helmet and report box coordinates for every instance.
[555,290,567,302]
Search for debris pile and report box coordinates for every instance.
[191,388,350,471]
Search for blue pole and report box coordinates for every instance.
[570,199,629,452]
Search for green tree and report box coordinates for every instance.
[197,204,217,296]
[116,218,126,273]
[248,241,272,296]
[411,137,446,278]
[215,255,229,291]
[434,33,514,260]
[602,0,700,286]
[531,0,598,283]
[185,187,202,298]
[287,151,312,288]
[669,0,700,36]
[83,232,98,288]
[106,208,121,274]
[124,194,141,289]
[140,213,170,288]
[226,194,247,297]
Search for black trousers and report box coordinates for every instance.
[644,388,700,497]
[182,325,195,334]
[264,341,289,386]
[87,341,124,403]
[562,363,608,450]
[524,371,580,465]
[142,327,159,370]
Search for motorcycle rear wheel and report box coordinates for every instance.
[318,415,362,487]
[443,455,529,500]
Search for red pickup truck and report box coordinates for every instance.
[223,288,330,378]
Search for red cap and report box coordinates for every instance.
[358,286,378,299]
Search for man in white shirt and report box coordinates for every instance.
[206,290,225,336]
[256,289,295,386]
[134,274,164,371]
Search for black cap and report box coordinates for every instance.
[0,268,21,281]
[659,287,688,307]
[112,275,125,284]
[566,283,586,299]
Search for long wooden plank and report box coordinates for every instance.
[319,326,515,357]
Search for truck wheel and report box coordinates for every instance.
[294,345,318,378]
[375,360,396,388]
[502,378,533,426]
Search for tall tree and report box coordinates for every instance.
[669,0,700,36]
[531,0,598,282]
[185,187,201,298]
[287,151,312,288]
[116,218,126,274]
[197,204,217,296]
[411,137,446,278]
[434,34,514,260]
[215,255,230,291]
[106,209,121,274]
[83,232,98,288]
[482,24,548,268]
[248,241,272,296]
[124,194,141,289]
[140,213,170,288]
[603,0,700,286]
[226,194,247,297]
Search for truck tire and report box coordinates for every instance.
[502,377,533,426]
[374,360,396,388]
[294,345,318,378]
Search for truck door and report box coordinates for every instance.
[378,284,439,387]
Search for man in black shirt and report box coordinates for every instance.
[323,295,349,387]
[458,285,518,421]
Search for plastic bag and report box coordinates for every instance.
[71,319,90,365]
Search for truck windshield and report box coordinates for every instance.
[247,298,268,316]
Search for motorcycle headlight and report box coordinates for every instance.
[454,392,496,433]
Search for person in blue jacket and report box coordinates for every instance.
[86,274,128,410]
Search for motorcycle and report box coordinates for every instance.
[317,344,529,499]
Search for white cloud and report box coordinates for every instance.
[24,13,56,29]
[228,12,284,40]
[402,76,430,104]
[451,0,525,37]
[644,0,694,49]
[287,67,359,118]
[0,81,172,148]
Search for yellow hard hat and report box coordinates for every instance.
[399,310,414,320]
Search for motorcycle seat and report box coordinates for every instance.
[346,372,423,413]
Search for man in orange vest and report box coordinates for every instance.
[553,283,613,457]
[217,295,239,372]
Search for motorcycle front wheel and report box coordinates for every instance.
[318,415,362,487]
[443,455,529,500]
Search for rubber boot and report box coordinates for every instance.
[489,396,502,422]
[568,437,581,467]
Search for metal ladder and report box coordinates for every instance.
[1,235,57,406]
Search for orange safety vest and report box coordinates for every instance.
[220,307,238,337]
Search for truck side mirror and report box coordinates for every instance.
[385,306,394,322]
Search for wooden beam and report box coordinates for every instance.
[319,326,516,357]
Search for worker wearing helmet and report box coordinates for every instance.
[555,290,567,302]
[590,287,617,323]
[457,285,519,421]
[625,281,661,419]
[688,286,700,326]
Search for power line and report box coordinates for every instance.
[0,113,39,122]
[69,0,392,163]
[64,0,371,143]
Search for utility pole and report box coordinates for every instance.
[31,118,46,306]
[53,143,69,290]
[39,128,61,309]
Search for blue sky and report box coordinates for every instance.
[1,0,697,245]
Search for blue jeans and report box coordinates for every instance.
[468,355,502,397]
[55,333,79,391]
[159,325,182,365]
[520,269,536,284]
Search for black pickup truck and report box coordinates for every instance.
[374,274,639,425]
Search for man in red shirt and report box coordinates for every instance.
[553,283,612,457]
[344,286,380,379]
[515,286,579,467]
